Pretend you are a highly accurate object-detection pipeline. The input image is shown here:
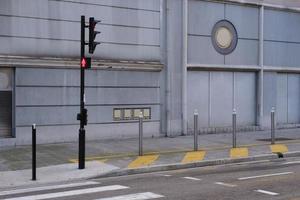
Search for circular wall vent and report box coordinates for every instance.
[211,20,238,55]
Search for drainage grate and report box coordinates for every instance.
[256,137,294,142]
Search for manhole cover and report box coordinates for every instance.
[256,137,294,142]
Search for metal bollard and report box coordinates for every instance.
[232,109,237,148]
[32,124,36,181]
[271,107,275,145]
[194,110,199,151]
[139,112,143,156]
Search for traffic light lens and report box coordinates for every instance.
[80,57,91,69]
[81,58,87,68]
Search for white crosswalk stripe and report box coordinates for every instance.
[255,189,279,196]
[3,185,129,200]
[0,181,164,200]
[182,177,201,181]
[0,181,99,196]
[95,192,164,200]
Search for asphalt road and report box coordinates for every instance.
[1,157,300,200]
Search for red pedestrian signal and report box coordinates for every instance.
[80,57,91,69]
[81,57,86,68]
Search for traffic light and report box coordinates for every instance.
[89,17,100,54]
[82,108,88,126]
[77,108,88,126]
[80,57,91,69]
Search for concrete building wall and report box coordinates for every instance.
[186,0,258,132]
[277,73,300,125]
[2,0,300,145]
[166,0,183,135]
[15,68,160,144]
[187,1,259,65]
[263,8,300,127]
[0,0,161,61]
[187,71,256,132]
[264,9,300,67]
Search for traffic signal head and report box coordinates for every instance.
[80,57,91,69]
[89,17,101,54]
[76,108,88,125]
[82,108,88,126]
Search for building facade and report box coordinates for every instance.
[0,0,300,146]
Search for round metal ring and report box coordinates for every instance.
[211,20,238,55]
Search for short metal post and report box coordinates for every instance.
[78,128,85,169]
[194,110,198,151]
[139,112,143,156]
[232,109,237,148]
[32,124,36,181]
[271,107,275,145]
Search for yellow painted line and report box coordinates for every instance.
[230,148,248,159]
[270,144,288,153]
[69,159,78,163]
[127,155,159,169]
[67,139,300,161]
[181,151,206,164]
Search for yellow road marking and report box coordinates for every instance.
[127,155,159,169]
[69,159,78,163]
[181,151,206,164]
[67,139,300,161]
[270,144,288,153]
[230,148,248,159]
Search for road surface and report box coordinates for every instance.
[1,157,300,199]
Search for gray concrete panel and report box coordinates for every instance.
[16,68,160,87]
[264,9,300,42]
[0,0,160,28]
[0,16,160,46]
[264,41,300,67]
[166,0,183,135]
[48,1,159,29]
[287,74,300,123]
[188,0,224,36]
[0,37,160,61]
[16,121,160,145]
[16,87,160,106]
[211,71,233,127]
[16,105,160,126]
[188,35,224,64]
[225,39,259,65]
[0,0,160,60]
[235,72,256,126]
[187,71,209,130]
[225,4,259,39]
[96,43,160,61]
[262,72,277,128]
[67,0,161,11]
[276,73,288,124]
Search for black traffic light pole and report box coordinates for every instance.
[79,15,86,169]
[78,15,100,170]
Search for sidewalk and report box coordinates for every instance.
[0,128,300,188]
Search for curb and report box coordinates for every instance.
[283,151,300,158]
[95,152,300,179]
